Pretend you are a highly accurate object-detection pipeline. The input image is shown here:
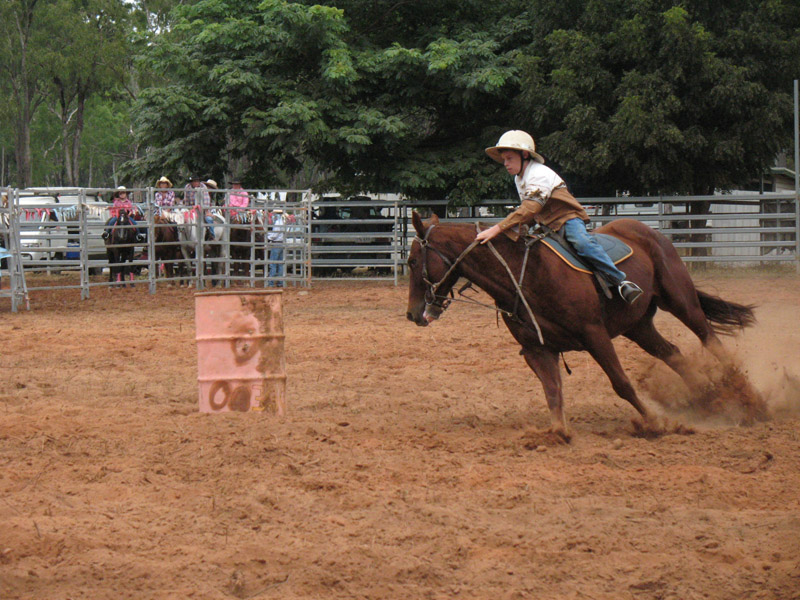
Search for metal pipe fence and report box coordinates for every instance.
[398,193,800,266]
[3,189,799,311]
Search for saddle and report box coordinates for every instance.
[538,231,632,274]
[523,225,633,298]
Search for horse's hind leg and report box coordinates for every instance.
[623,315,710,392]
[520,348,570,442]
[654,257,731,364]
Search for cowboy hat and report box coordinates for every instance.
[157,176,172,187]
[206,179,218,189]
[485,130,545,164]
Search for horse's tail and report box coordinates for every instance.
[697,290,756,335]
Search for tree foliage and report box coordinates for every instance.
[1,0,798,198]
[514,0,800,195]
[126,0,523,197]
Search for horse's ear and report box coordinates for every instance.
[429,213,439,225]
[412,211,425,237]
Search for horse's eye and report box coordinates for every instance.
[408,258,417,267]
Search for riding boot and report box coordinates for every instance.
[618,280,643,304]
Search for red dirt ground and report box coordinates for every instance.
[2,271,800,599]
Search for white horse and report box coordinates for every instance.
[161,207,225,286]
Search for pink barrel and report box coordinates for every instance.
[195,290,286,415]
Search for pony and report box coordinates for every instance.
[104,209,137,287]
[161,207,224,287]
[228,209,267,280]
[152,214,181,284]
[406,212,756,441]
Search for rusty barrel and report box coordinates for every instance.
[195,290,286,415]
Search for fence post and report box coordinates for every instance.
[794,79,799,273]
[8,188,19,312]
[79,188,89,300]
[305,192,312,286]
[196,210,204,290]
[223,199,231,289]
[147,187,156,294]
[249,211,256,288]
[393,201,399,286]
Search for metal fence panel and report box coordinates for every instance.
[3,189,799,309]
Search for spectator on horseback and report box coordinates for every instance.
[103,186,145,241]
[154,176,176,207]
[181,174,216,240]
[477,130,643,304]
[227,178,250,216]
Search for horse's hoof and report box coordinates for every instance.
[520,427,571,449]
[544,426,572,444]
[630,416,692,438]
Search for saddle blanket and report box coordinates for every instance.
[541,233,633,274]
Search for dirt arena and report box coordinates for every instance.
[2,271,800,599]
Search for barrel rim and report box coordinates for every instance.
[194,290,283,297]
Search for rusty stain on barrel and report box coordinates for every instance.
[195,290,286,415]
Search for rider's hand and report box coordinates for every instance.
[476,224,501,244]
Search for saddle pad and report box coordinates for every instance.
[541,233,633,274]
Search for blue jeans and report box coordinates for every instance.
[204,215,215,239]
[562,218,626,284]
[268,247,284,286]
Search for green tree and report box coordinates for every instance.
[46,0,133,186]
[514,0,800,196]
[126,0,523,199]
[96,0,800,203]
[0,0,54,186]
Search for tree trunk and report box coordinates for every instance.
[15,105,33,187]
[70,88,86,186]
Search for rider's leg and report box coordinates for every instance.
[561,218,642,303]
[130,217,146,241]
[131,217,147,242]
[103,217,117,239]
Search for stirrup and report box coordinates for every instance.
[102,231,109,240]
[618,280,643,304]
[136,234,146,242]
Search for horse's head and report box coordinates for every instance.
[406,212,461,326]
[112,210,137,245]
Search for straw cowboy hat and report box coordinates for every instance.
[206,179,218,189]
[114,185,128,196]
[156,176,173,187]
[485,130,545,164]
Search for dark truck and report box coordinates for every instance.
[311,195,395,274]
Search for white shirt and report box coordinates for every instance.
[268,212,285,243]
[514,161,565,205]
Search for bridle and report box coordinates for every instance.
[414,221,545,345]
[414,222,480,317]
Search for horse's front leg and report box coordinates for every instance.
[520,348,570,442]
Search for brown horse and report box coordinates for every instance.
[406,212,755,440]
[229,210,266,280]
[152,214,181,283]
[105,210,138,287]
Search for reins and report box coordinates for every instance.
[416,222,545,345]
